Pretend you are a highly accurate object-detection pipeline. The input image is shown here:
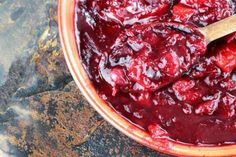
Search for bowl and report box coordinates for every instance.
[58,0,236,156]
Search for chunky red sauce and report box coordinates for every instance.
[76,0,236,145]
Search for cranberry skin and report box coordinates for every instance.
[215,41,236,73]
[159,52,180,77]
[148,124,169,139]
[87,0,172,25]
[172,3,196,22]
[172,78,196,93]
[190,57,222,79]
[220,76,236,91]
[152,90,176,106]
[129,91,152,108]
[225,32,236,43]
[172,0,236,26]
[110,67,128,86]
[108,23,206,92]
[217,93,236,118]
[172,78,208,104]
[195,92,221,115]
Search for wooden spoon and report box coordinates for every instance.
[199,14,236,44]
[154,14,236,45]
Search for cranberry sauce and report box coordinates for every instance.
[75,0,236,145]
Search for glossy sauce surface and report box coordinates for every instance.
[76,0,236,145]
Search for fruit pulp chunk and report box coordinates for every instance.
[76,0,236,145]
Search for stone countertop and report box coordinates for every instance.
[0,1,173,156]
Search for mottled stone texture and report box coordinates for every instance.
[0,0,173,156]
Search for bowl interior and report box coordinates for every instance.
[58,0,236,156]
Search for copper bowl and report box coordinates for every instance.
[58,0,236,156]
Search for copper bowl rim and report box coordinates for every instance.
[58,0,236,156]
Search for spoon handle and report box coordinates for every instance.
[199,14,236,44]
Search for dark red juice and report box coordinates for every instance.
[75,0,236,145]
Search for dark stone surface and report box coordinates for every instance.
[0,0,173,156]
